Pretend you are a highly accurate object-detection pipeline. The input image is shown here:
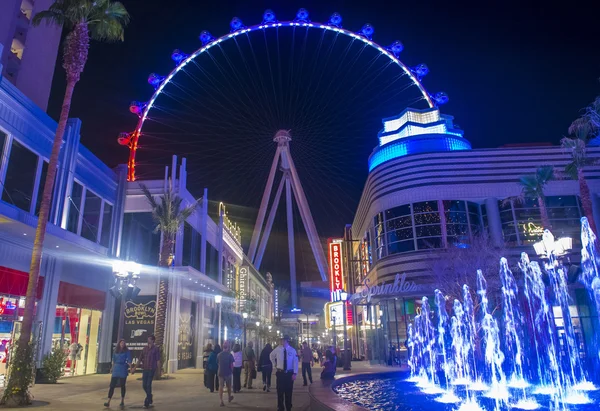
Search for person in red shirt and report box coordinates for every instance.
[134,335,161,409]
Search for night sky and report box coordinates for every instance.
[47,0,600,286]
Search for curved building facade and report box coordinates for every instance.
[347,107,600,363]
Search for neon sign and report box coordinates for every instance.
[329,239,344,301]
[238,266,249,311]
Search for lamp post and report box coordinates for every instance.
[215,295,222,345]
[534,231,573,262]
[331,308,337,349]
[242,312,248,347]
[256,321,260,348]
[340,291,351,370]
[111,261,141,341]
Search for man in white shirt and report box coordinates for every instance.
[270,335,298,411]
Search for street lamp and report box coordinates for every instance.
[340,291,351,370]
[111,261,141,341]
[215,295,223,345]
[255,321,260,348]
[534,230,573,259]
[242,312,248,347]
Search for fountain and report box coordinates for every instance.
[335,222,600,411]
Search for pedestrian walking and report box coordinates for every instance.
[232,343,243,393]
[203,343,213,390]
[270,335,298,411]
[243,341,256,389]
[300,341,313,386]
[213,344,222,391]
[217,341,235,407]
[103,339,132,408]
[135,335,161,409]
[258,343,273,392]
[206,344,219,392]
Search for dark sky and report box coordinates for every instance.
[47,0,600,286]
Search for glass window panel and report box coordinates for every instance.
[385,204,411,219]
[546,195,578,208]
[417,237,443,250]
[447,224,469,236]
[81,190,102,242]
[415,224,442,237]
[100,203,113,247]
[413,201,438,214]
[386,215,412,230]
[467,202,480,215]
[35,161,49,217]
[446,211,468,225]
[547,207,580,220]
[517,219,543,244]
[67,182,83,234]
[443,200,467,213]
[119,212,160,265]
[387,228,413,243]
[0,131,6,159]
[513,197,538,209]
[414,213,440,225]
[448,236,471,247]
[388,240,415,255]
[373,212,384,227]
[2,139,38,212]
[498,200,513,212]
[513,207,541,221]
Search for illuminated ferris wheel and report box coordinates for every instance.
[118,8,449,183]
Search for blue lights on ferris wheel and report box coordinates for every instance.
[295,8,310,23]
[262,9,277,24]
[328,12,342,28]
[432,92,449,105]
[230,17,246,32]
[412,64,429,79]
[388,41,404,57]
[199,30,215,46]
[171,49,189,65]
[147,73,165,89]
[360,24,374,40]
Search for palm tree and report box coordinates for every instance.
[140,183,199,371]
[1,1,129,405]
[562,102,600,235]
[518,166,555,229]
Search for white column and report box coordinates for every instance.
[165,275,181,374]
[195,296,206,368]
[484,198,504,247]
[34,256,62,368]
[97,277,117,373]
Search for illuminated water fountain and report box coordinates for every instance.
[403,221,600,411]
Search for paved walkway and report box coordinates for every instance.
[25,368,317,410]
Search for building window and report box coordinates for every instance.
[100,202,113,247]
[67,182,84,234]
[81,190,102,242]
[120,212,160,265]
[182,222,201,270]
[35,161,50,218]
[413,201,442,251]
[2,139,38,212]
[206,243,219,280]
[373,212,385,259]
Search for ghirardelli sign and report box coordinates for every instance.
[352,273,422,303]
[124,301,156,320]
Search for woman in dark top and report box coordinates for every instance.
[321,351,335,380]
[210,344,222,391]
[104,339,132,408]
[205,344,217,392]
[203,343,213,389]
[258,343,273,392]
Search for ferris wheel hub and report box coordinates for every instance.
[273,129,292,144]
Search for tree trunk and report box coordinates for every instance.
[3,78,77,405]
[154,235,174,377]
[578,169,597,235]
[538,196,551,230]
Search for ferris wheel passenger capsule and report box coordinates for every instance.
[199,30,215,46]
[230,17,245,32]
[433,92,449,105]
[171,49,189,65]
[328,12,342,27]
[117,132,133,146]
[148,73,165,89]
[262,9,277,24]
[295,8,310,23]
[360,24,374,40]
[388,41,404,57]
[129,101,147,116]
[413,64,429,78]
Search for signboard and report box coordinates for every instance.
[122,295,156,359]
[177,299,195,369]
[274,289,279,317]
[325,302,352,328]
[329,239,344,301]
[352,273,421,304]
[238,266,249,311]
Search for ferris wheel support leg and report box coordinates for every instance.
[248,146,282,263]
[286,175,298,309]
[255,176,286,270]
[286,153,329,282]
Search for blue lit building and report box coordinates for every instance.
[348,107,600,363]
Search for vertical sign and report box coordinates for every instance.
[238,266,249,311]
[274,289,279,318]
[122,296,156,360]
[329,239,344,301]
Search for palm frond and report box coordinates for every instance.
[32,9,67,28]
[141,182,200,238]
[88,1,129,41]
[564,162,578,180]
[518,166,553,200]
